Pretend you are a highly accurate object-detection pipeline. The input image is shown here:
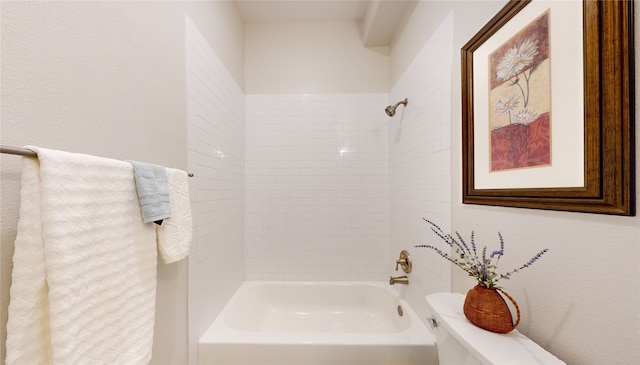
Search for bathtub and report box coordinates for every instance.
[198,281,438,365]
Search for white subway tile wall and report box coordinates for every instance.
[186,17,245,362]
[388,13,453,318]
[245,94,389,281]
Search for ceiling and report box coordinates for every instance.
[235,0,416,47]
[236,0,370,22]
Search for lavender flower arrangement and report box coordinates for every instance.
[415,219,548,289]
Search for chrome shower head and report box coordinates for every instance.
[385,98,408,117]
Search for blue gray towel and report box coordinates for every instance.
[128,161,171,225]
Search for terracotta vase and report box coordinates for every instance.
[463,284,521,333]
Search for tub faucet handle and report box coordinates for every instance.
[395,250,412,273]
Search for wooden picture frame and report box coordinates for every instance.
[462,0,635,215]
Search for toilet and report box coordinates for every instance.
[425,293,565,365]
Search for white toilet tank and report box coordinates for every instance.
[425,293,565,365]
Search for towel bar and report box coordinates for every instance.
[1,145,195,177]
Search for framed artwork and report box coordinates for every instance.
[462,0,635,215]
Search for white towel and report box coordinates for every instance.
[156,167,193,264]
[6,147,157,365]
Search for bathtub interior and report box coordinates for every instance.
[198,281,438,365]
[223,282,412,333]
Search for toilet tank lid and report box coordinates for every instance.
[425,293,565,365]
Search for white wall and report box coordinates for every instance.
[393,1,640,364]
[245,17,389,280]
[184,3,245,89]
[244,19,392,281]
[186,17,246,364]
[0,2,245,365]
[245,21,389,94]
[388,11,453,323]
[390,0,459,87]
[245,93,389,280]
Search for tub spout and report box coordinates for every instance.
[389,275,409,285]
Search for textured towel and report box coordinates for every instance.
[156,167,193,263]
[129,160,171,224]
[6,147,157,365]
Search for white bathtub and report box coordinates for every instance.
[198,281,438,365]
